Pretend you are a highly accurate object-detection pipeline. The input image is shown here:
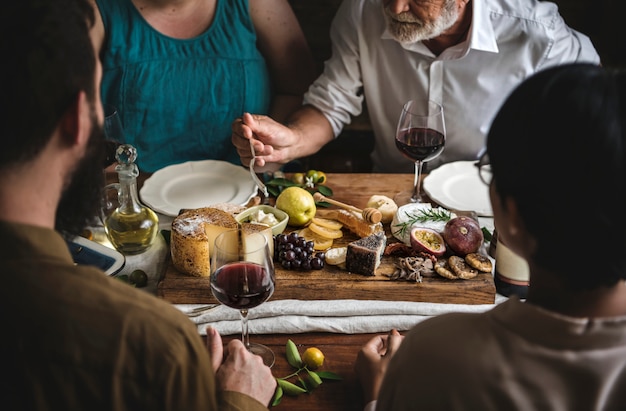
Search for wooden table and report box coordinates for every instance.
[219,332,374,411]
[125,171,497,411]
[157,173,496,305]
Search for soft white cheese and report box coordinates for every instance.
[391,203,457,245]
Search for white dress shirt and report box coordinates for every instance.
[304,0,600,173]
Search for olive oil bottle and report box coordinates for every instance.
[104,144,159,254]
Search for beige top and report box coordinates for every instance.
[377,296,626,410]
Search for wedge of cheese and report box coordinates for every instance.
[170,207,238,277]
[241,222,274,264]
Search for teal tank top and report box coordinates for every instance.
[96,0,271,172]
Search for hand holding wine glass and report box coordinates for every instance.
[393,100,446,205]
[210,229,276,367]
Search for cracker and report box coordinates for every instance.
[465,253,493,272]
[434,259,458,280]
[448,255,478,280]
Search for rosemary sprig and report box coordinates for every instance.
[392,208,452,238]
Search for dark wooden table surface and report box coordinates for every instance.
[220,332,375,411]
[157,172,496,305]
[119,170,496,411]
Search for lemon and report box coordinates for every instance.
[302,347,325,370]
[315,171,327,184]
[309,222,343,239]
[311,217,343,231]
[292,172,305,185]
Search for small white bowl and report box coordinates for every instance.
[235,205,289,236]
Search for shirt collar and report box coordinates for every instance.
[0,220,74,264]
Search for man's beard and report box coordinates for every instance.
[55,109,107,240]
[383,0,459,44]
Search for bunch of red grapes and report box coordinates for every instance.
[274,232,325,271]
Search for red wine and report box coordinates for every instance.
[395,127,445,162]
[211,262,274,309]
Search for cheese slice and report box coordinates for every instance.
[241,222,273,265]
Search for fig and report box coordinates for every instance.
[409,227,446,257]
[442,217,484,256]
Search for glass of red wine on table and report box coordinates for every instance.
[103,104,126,167]
[210,229,276,367]
[393,100,446,206]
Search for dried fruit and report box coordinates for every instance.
[311,217,343,231]
[409,227,446,257]
[309,222,343,239]
[298,227,334,250]
[442,217,484,256]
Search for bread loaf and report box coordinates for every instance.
[170,207,238,277]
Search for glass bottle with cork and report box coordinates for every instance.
[103,144,159,254]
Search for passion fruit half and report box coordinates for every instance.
[409,227,447,257]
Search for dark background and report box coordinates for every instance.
[287,0,624,173]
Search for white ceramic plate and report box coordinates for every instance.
[423,161,493,216]
[67,236,125,276]
[140,160,257,217]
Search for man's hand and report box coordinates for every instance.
[231,107,335,171]
[354,329,404,404]
[231,112,287,169]
[206,326,276,406]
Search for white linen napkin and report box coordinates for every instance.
[176,295,508,336]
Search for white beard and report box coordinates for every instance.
[383,1,459,45]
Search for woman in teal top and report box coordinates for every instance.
[92,0,316,173]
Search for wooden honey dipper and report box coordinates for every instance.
[313,193,382,224]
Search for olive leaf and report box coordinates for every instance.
[316,184,333,197]
[264,176,334,201]
[277,378,307,396]
[481,227,492,242]
[306,369,323,388]
[315,371,342,381]
[271,383,283,406]
[276,339,341,402]
[285,339,303,368]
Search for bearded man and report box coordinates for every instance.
[0,1,276,409]
[232,0,600,173]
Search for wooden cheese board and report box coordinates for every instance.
[157,225,496,305]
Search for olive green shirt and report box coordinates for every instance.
[0,221,267,411]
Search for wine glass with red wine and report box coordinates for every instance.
[393,100,446,205]
[210,229,276,367]
[103,104,126,167]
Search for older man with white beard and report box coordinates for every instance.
[232,0,600,173]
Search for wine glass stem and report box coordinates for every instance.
[412,160,424,202]
[240,309,250,349]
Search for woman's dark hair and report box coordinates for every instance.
[1,0,96,168]
[487,63,626,290]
